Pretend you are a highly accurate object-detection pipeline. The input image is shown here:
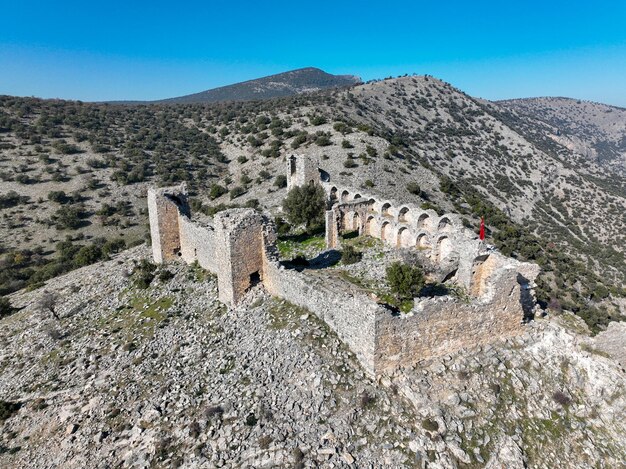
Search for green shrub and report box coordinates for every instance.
[133,259,156,289]
[0,297,15,319]
[386,262,424,299]
[209,184,228,199]
[0,401,22,422]
[309,115,327,126]
[315,134,332,146]
[421,418,439,432]
[73,244,103,267]
[48,190,69,204]
[406,182,421,196]
[274,217,291,235]
[229,186,246,199]
[0,191,28,209]
[341,246,362,265]
[53,206,84,230]
[158,270,174,282]
[273,175,287,188]
[282,184,326,232]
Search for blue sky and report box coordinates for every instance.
[1,0,625,105]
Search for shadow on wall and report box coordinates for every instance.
[517,273,536,322]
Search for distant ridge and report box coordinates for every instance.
[111,67,361,105]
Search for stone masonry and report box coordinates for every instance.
[147,154,540,376]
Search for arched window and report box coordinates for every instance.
[381,222,391,242]
[417,213,430,229]
[437,236,453,261]
[438,217,452,232]
[398,207,410,223]
[416,233,431,249]
[397,227,411,247]
[381,203,392,217]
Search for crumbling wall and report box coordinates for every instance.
[373,261,540,373]
[287,153,319,190]
[149,185,271,307]
[148,185,189,263]
[148,175,542,377]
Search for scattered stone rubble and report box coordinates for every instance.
[1,248,625,468]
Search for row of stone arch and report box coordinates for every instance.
[328,185,458,235]
[342,210,454,261]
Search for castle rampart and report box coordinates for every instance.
[147,154,540,376]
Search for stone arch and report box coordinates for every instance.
[367,198,377,213]
[330,186,338,202]
[438,216,453,232]
[381,221,391,242]
[436,236,453,261]
[340,211,348,230]
[353,193,362,200]
[351,212,362,232]
[398,206,411,223]
[397,226,412,248]
[417,213,432,230]
[381,203,392,217]
[341,190,350,203]
[365,215,377,237]
[416,233,431,249]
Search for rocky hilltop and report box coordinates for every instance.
[1,247,625,468]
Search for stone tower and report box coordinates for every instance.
[213,209,273,305]
[286,154,320,190]
[147,184,189,263]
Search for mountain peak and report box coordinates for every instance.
[154,67,361,104]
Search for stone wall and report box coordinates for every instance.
[148,185,272,306]
[373,260,540,373]
[264,263,382,375]
[214,210,267,306]
[287,153,320,190]
[178,216,217,272]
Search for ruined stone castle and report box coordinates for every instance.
[148,154,540,376]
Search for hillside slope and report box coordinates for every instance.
[0,75,624,330]
[1,248,625,468]
[498,97,626,176]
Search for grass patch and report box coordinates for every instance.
[267,299,308,330]
[188,261,215,282]
[98,294,174,341]
[580,343,611,358]
[277,233,326,259]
